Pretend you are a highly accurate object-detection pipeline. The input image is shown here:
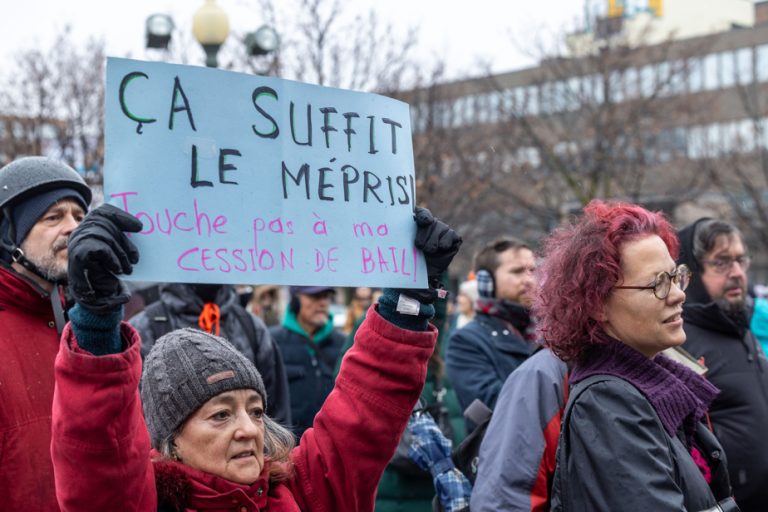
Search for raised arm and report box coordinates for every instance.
[287,207,462,512]
[51,205,155,512]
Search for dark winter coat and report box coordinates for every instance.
[270,310,345,437]
[552,374,732,511]
[130,283,291,425]
[0,265,62,510]
[678,220,768,511]
[445,312,535,425]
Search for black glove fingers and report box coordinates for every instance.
[436,227,461,251]
[94,204,144,233]
[413,207,434,227]
[77,228,134,275]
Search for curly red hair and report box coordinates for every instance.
[534,200,679,361]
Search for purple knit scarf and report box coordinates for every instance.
[570,331,719,440]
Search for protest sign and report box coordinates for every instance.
[104,58,426,288]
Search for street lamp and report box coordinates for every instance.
[245,25,280,56]
[192,0,230,68]
[145,14,174,50]
[145,1,279,69]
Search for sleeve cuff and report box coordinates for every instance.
[68,304,124,355]
[377,288,435,331]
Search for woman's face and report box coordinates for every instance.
[602,235,686,358]
[175,389,266,485]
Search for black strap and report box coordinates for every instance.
[146,300,262,361]
[145,300,173,341]
[230,305,260,358]
[303,334,336,369]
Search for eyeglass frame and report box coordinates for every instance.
[701,254,751,275]
[614,264,691,300]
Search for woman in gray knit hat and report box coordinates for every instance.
[51,205,461,511]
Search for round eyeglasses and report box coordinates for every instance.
[702,255,750,275]
[614,264,691,300]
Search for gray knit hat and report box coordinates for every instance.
[140,327,267,448]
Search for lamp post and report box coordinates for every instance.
[145,1,279,69]
[145,14,175,49]
[192,0,230,68]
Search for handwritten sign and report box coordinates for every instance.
[104,58,426,288]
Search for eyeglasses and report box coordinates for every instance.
[701,255,750,275]
[614,264,691,300]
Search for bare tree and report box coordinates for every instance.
[701,75,768,252]
[401,24,715,271]
[221,0,420,93]
[0,28,105,188]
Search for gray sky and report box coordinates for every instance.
[0,0,586,78]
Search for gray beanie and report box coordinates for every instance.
[140,327,267,448]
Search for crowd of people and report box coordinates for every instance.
[1,154,768,511]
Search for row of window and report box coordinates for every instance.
[452,118,768,171]
[411,44,768,131]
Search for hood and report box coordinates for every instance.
[0,263,51,315]
[159,283,239,316]
[282,308,336,344]
[677,218,713,305]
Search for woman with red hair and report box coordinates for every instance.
[539,201,739,511]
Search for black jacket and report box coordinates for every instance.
[446,312,535,420]
[678,221,768,511]
[270,313,345,437]
[552,375,732,511]
[129,284,292,426]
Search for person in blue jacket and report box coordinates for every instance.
[445,237,537,430]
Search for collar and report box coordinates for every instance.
[282,308,335,343]
[0,263,52,314]
[154,456,271,511]
[476,297,532,335]
[571,331,719,439]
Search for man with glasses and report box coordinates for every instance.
[677,218,768,512]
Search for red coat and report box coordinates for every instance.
[52,306,436,511]
[0,265,62,511]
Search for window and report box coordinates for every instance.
[757,45,768,82]
[526,85,539,115]
[687,125,707,159]
[735,47,753,84]
[624,67,639,99]
[639,64,655,97]
[702,53,719,90]
[610,71,624,102]
[656,62,671,96]
[720,51,735,88]
[688,57,704,93]
[667,60,685,95]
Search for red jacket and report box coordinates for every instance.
[0,265,62,511]
[52,306,436,511]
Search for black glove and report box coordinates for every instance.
[68,204,143,314]
[399,207,462,304]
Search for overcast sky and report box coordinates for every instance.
[0,0,588,78]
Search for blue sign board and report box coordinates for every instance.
[104,58,426,287]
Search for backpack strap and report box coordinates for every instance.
[144,300,173,341]
[230,306,260,358]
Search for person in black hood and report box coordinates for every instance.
[678,218,768,512]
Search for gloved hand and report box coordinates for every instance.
[407,413,472,512]
[398,207,462,303]
[68,204,143,314]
